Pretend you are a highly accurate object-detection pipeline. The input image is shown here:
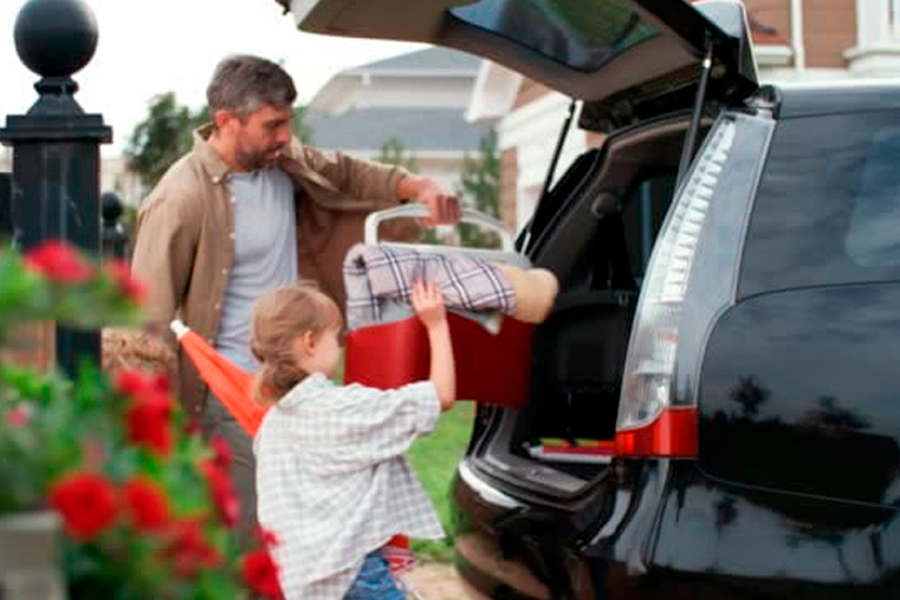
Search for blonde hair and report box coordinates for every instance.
[102,327,178,383]
[250,282,342,405]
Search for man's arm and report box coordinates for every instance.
[301,144,461,222]
[396,173,462,225]
[131,190,200,338]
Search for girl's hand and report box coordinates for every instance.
[411,280,446,330]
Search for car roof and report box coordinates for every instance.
[765,80,900,118]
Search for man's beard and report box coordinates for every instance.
[235,147,280,171]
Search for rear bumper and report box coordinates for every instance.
[451,459,672,599]
[452,461,615,599]
[452,462,552,599]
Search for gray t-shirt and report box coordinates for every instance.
[216,168,297,372]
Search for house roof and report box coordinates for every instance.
[304,107,493,152]
[310,46,481,113]
[345,47,481,74]
[747,13,789,46]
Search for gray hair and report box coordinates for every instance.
[206,55,297,118]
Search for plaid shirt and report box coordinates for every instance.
[253,373,444,600]
[343,243,517,330]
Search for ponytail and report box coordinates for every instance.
[252,359,308,406]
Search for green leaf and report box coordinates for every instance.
[194,569,242,600]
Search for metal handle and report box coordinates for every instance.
[364,204,515,252]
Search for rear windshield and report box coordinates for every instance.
[739,111,900,298]
[449,0,657,72]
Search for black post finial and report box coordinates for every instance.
[13,0,99,115]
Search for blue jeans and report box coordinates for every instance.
[344,550,405,599]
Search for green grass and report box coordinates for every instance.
[406,402,475,563]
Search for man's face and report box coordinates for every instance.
[222,104,293,171]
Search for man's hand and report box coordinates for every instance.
[397,174,462,226]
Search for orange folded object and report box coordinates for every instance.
[171,320,266,435]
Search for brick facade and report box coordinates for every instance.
[742,0,791,45]
[513,79,552,110]
[803,0,856,68]
[500,147,518,232]
[585,132,605,148]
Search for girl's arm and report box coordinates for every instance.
[411,281,456,411]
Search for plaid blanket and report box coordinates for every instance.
[343,243,518,331]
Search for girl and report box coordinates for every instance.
[250,280,455,599]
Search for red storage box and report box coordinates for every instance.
[345,204,535,408]
[344,312,532,408]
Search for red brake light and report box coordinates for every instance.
[614,407,699,458]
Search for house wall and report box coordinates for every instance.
[330,149,468,196]
[803,0,856,68]
[500,147,518,232]
[497,91,587,232]
[513,79,552,110]
[744,0,792,42]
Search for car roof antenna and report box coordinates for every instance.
[676,37,715,190]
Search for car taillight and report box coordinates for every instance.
[615,121,736,458]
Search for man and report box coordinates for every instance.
[131,55,460,540]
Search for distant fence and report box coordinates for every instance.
[0,172,10,239]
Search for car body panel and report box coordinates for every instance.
[698,286,900,507]
[286,1,900,597]
[291,0,758,129]
[649,463,900,598]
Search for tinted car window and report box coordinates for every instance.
[621,173,676,278]
[739,111,900,299]
[846,128,900,267]
[450,0,657,72]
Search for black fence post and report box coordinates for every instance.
[101,191,127,260]
[0,0,112,378]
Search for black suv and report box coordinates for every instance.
[293,0,900,597]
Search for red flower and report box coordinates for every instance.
[200,459,239,528]
[126,393,174,457]
[115,369,170,398]
[255,526,280,549]
[162,517,223,579]
[106,260,148,304]
[5,403,32,428]
[49,471,118,541]
[23,240,94,284]
[123,477,170,533]
[210,437,232,470]
[241,549,284,600]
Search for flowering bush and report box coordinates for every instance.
[0,241,282,599]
